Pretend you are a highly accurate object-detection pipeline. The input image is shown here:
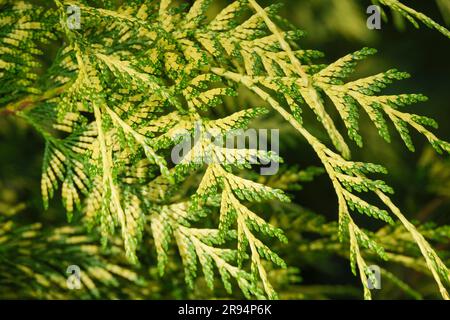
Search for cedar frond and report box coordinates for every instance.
[0,0,449,300]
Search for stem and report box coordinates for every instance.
[0,85,69,116]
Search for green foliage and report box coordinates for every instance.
[295,206,450,300]
[0,1,56,104]
[0,209,144,299]
[0,0,449,300]
[289,0,450,42]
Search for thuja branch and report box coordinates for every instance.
[378,0,450,38]
[248,0,350,158]
[376,191,450,299]
[213,67,450,299]
[248,0,309,81]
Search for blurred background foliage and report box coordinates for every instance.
[0,0,449,299]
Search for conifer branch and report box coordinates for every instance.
[0,84,69,116]
[1,0,449,300]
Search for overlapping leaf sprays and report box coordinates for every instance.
[1,0,450,299]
